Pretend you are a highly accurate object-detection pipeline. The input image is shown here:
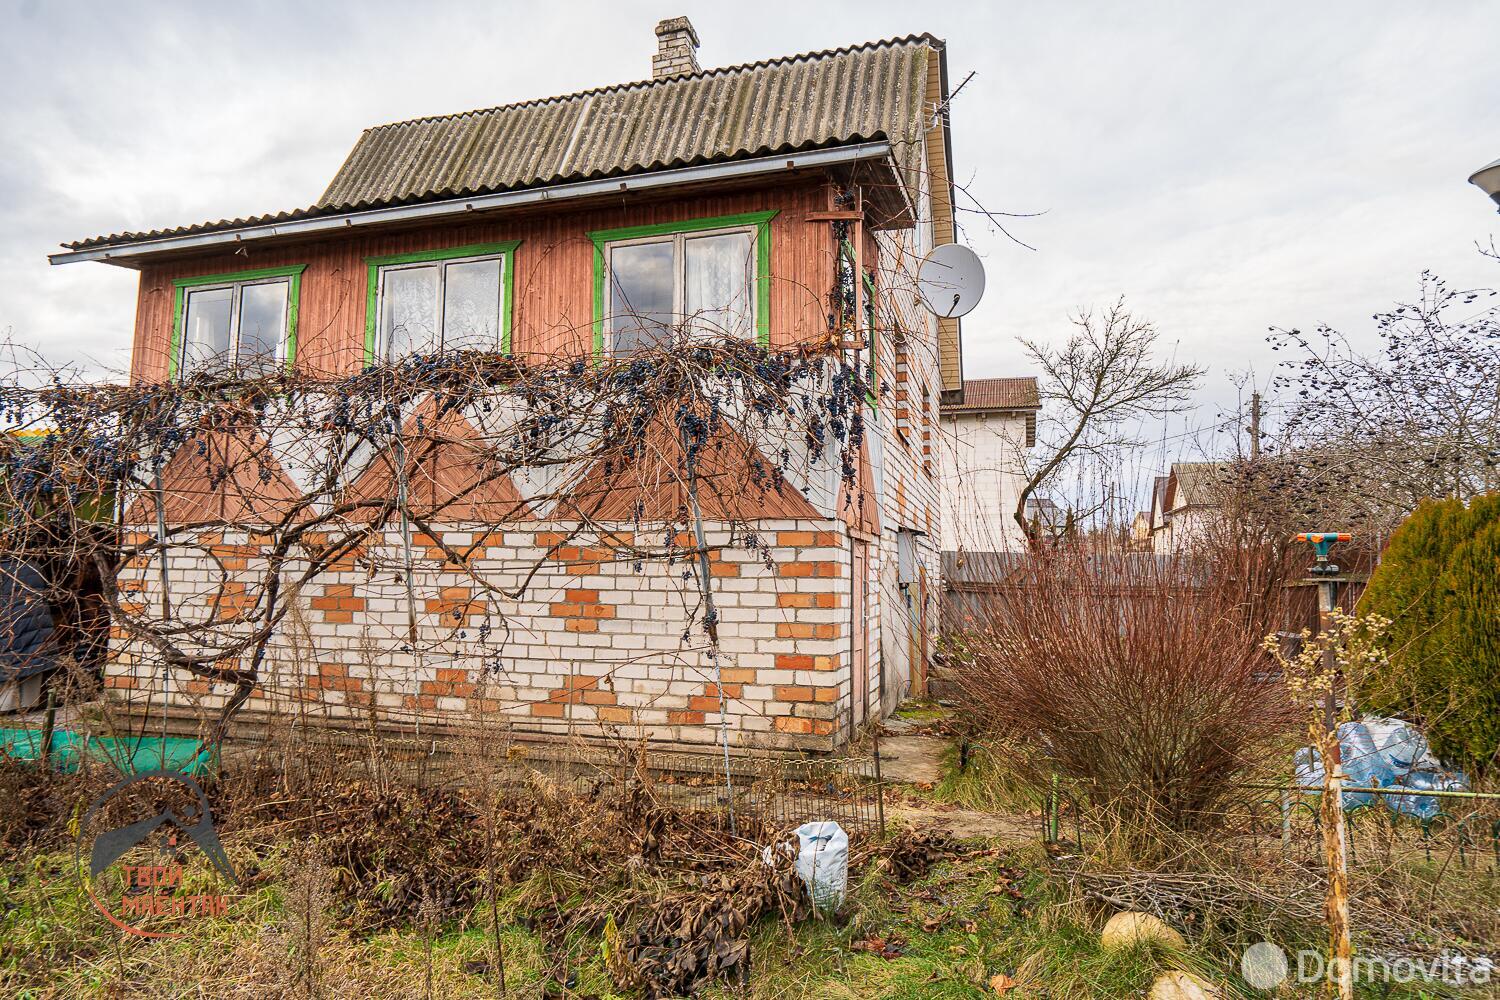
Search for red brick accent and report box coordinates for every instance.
[777,592,841,609]
[564,618,599,633]
[547,674,604,704]
[597,706,635,725]
[313,583,365,623]
[530,702,565,718]
[668,710,706,725]
[775,685,815,702]
[701,683,741,699]
[778,560,840,579]
[421,666,474,698]
[774,717,813,734]
[775,654,814,671]
[775,622,839,640]
[425,586,485,623]
[717,668,757,684]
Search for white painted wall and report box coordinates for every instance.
[938,410,1032,552]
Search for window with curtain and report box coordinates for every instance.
[605,227,755,353]
[179,277,291,377]
[376,251,506,359]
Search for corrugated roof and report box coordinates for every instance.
[318,35,934,211]
[940,377,1040,413]
[1166,461,1227,509]
[63,34,938,252]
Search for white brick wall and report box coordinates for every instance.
[108,520,854,751]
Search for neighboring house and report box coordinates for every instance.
[937,377,1039,552]
[51,20,965,752]
[1148,462,1226,553]
[1127,510,1153,550]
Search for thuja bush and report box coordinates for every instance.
[1360,494,1500,771]
[952,541,1300,831]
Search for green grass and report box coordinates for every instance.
[4,833,1483,998]
[927,741,1042,814]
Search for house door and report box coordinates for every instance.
[851,539,870,730]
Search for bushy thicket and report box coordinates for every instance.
[1360,494,1500,771]
[951,541,1300,831]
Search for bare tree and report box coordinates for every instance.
[1261,269,1500,535]
[1014,299,1204,546]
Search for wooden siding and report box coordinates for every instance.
[923,50,963,394]
[129,181,838,382]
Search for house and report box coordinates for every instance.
[51,19,965,752]
[1147,462,1226,553]
[937,376,1039,552]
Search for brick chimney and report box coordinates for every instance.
[653,16,700,79]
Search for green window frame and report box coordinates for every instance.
[168,265,306,380]
[363,240,519,364]
[838,237,879,407]
[588,210,776,355]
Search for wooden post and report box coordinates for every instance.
[1316,577,1354,1000]
[1249,391,1262,460]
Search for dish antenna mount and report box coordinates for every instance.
[916,244,986,319]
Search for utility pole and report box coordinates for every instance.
[1248,391,1262,460]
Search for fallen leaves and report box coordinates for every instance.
[989,972,1018,994]
[850,932,908,960]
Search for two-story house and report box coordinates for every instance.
[52,19,965,753]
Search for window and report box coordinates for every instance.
[364,241,518,362]
[170,266,305,378]
[589,211,776,355]
[605,228,754,352]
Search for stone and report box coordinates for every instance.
[1147,971,1221,1000]
[1099,911,1186,952]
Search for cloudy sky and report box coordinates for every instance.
[2,1,1497,439]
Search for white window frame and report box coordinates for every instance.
[177,275,292,376]
[603,224,758,354]
[374,249,509,360]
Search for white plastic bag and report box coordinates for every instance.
[793,821,848,913]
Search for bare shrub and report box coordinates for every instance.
[952,540,1299,831]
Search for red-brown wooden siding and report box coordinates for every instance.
[129,181,838,382]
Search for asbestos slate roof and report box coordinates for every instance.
[941,377,1041,413]
[63,34,938,252]
[1166,462,1227,509]
[319,35,935,211]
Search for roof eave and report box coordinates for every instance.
[52,140,897,268]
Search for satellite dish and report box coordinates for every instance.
[916,244,986,318]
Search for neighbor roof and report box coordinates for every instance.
[940,377,1041,414]
[60,34,940,254]
[1165,462,1226,509]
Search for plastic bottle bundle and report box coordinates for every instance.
[1294,717,1469,819]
